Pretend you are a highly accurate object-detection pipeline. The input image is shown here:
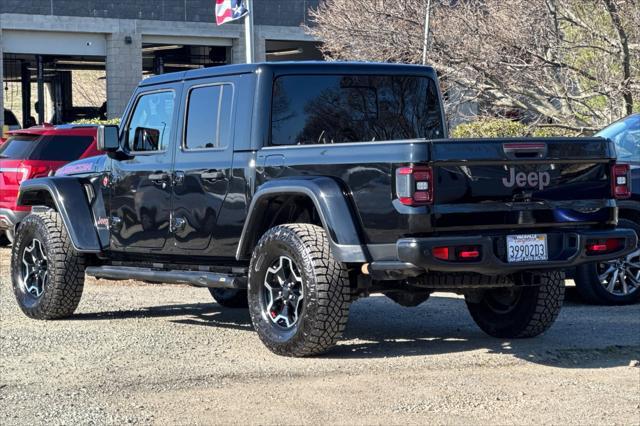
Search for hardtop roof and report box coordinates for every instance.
[139,61,438,87]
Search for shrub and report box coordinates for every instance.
[71,118,121,126]
[451,118,577,138]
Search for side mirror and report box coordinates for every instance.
[133,127,161,151]
[97,125,120,152]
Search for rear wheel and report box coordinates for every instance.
[248,224,351,357]
[11,212,85,319]
[574,218,640,305]
[465,271,564,338]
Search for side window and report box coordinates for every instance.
[126,91,175,152]
[184,84,233,150]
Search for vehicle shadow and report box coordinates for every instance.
[326,294,640,367]
[70,294,639,368]
[71,303,254,332]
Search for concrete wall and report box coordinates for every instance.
[105,26,142,119]
[0,1,320,26]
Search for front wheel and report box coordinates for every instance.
[248,224,351,357]
[11,212,85,319]
[465,271,565,338]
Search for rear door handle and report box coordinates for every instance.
[173,170,185,185]
[149,172,170,186]
[201,170,225,181]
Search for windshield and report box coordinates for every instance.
[271,74,444,146]
[596,114,640,163]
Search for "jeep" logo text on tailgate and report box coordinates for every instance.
[502,168,551,191]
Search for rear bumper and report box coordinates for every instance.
[0,208,29,231]
[382,229,638,277]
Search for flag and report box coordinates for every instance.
[215,0,249,25]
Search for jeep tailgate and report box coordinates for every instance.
[430,137,617,231]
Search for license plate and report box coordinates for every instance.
[507,234,548,263]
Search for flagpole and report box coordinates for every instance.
[244,0,255,63]
[422,0,431,65]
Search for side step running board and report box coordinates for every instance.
[85,266,247,289]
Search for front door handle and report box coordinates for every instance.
[201,170,225,182]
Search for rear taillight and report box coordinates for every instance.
[612,164,631,199]
[396,165,433,206]
[14,165,50,184]
[586,238,624,255]
[16,167,30,183]
[432,247,449,260]
[432,245,482,262]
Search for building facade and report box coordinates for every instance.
[0,1,322,128]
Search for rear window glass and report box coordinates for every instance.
[0,135,93,161]
[271,74,444,146]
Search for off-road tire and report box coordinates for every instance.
[574,218,640,305]
[11,212,85,319]
[465,271,565,338]
[209,288,248,308]
[248,224,351,357]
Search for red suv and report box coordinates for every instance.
[0,124,99,243]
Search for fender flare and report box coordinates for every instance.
[17,177,102,253]
[236,177,368,263]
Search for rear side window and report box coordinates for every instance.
[0,135,38,159]
[29,136,93,161]
[184,84,234,150]
[0,135,92,161]
[271,74,444,146]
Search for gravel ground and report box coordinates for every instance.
[1,246,639,425]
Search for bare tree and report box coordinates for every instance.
[307,0,640,132]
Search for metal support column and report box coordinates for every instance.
[154,55,164,75]
[21,61,32,128]
[36,55,45,124]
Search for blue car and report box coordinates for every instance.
[575,113,640,304]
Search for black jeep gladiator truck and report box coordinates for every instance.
[10,62,637,357]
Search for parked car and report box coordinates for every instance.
[11,62,637,357]
[0,124,99,245]
[574,113,640,304]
